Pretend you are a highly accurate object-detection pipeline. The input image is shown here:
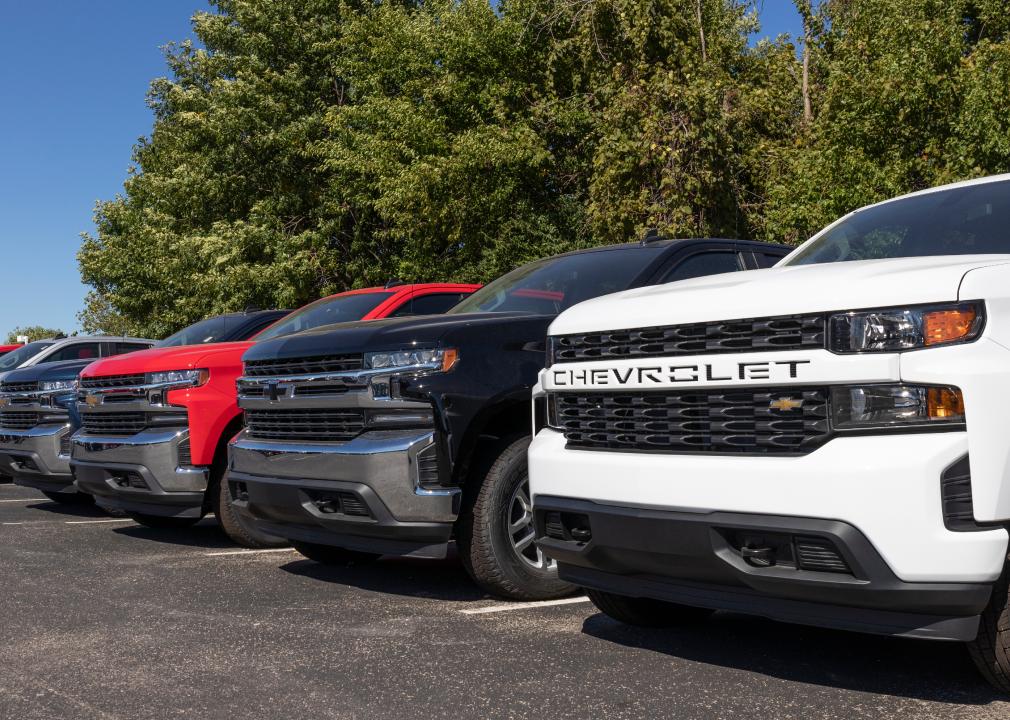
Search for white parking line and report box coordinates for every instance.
[0,498,37,503]
[204,548,299,557]
[64,519,136,525]
[460,597,592,615]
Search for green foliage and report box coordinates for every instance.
[763,0,1010,242]
[5,327,67,344]
[79,0,1010,336]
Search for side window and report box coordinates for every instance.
[112,343,150,356]
[662,252,742,283]
[390,293,471,317]
[755,252,786,268]
[48,343,102,362]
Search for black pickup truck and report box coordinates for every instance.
[228,237,791,598]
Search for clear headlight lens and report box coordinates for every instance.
[146,369,209,387]
[41,379,78,392]
[364,348,458,373]
[831,385,965,430]
[829,302,983,353]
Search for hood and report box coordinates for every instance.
[549,255,1010,335]
[3,358,94,384]
[80,341,254,378]
[243,312,552,363]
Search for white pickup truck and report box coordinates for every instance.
[529,174,1010,692]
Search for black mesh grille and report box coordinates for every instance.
[0,381,38,393]
[555,388,829,454]
[245,409,366,442]
[244,355,363,378]
[0,412,40,430]
[81,412,149,435]
[552,314,825,363]
[795,537,851,573]
[80,374,146,389]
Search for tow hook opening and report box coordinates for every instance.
[543,511,592,543]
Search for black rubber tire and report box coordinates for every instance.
[292,541,380,566]
[214,470,288,549]
[128,513,201,530]
[457,436,576,601]
[588,589,715,627]
[967,557,1010,693]
[41,490,95,505]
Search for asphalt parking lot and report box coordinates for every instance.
[1,481,1009,720]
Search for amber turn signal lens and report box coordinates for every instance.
[923,307,977,346]
[441,348,459,372]
[927,387,965,420]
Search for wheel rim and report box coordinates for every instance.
[506,475,555,572]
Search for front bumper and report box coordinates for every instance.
[0,423,75,494]
[535,496,993,641]
[71,429,208,518]
[530,429,1009,584]
[228,428,458,558]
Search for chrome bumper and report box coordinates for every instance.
[71,429,208,517]
[0,423,74,493]
[228,428,458,558]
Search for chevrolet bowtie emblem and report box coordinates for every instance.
[85,394,101,407]
[266,381,281,402]
[769,396,803,412]
[0,397,9,408]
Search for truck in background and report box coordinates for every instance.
[73,285,479,547]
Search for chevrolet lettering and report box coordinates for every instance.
[529,174,1010,694]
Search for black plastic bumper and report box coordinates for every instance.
[73,461,206,518]
[534,496,995,642]
[229,471,453,559]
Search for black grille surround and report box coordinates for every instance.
[80,374,146,389]
[0,381,39,393]
[245,409,366,442]
[0,412,41,431]
[80,412,188,436]
[553,388,830,455]
[552,314,825,364]
[244,354,363,378]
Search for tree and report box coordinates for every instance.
[763,0,1010,243]
[5,327,67,344]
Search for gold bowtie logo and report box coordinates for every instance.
[769,396,803,412]
[0,397,9,408]
[85,394,101,407]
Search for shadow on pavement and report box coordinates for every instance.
[112,520,236,550]
[24,500,110,518]
[581,610,1002,705]
[280,547,489,603]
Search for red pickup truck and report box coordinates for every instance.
[72,284,479,547]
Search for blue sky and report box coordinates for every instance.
[0,1,800,340]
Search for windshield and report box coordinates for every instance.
[0,341,54,370]
[788,180,1010,266]
[255,292,393,341]
[158,315,244,347]
[448,247,662,316]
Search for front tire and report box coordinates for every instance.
[292,541,380,566]
[41,490,94,505]
[968,559,1010,693]
[457,436,575,600]
[588,589,714,627]
[128,513,201,530]
[214,471,288,549]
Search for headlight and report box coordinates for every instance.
[146,369,209,387]
[831,385,965,430]
[829,302,983,353]
[41,380,78,392]
[364,348,459,373]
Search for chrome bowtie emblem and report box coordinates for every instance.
[769,396,803,412]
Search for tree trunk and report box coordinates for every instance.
[696,0,707,63]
